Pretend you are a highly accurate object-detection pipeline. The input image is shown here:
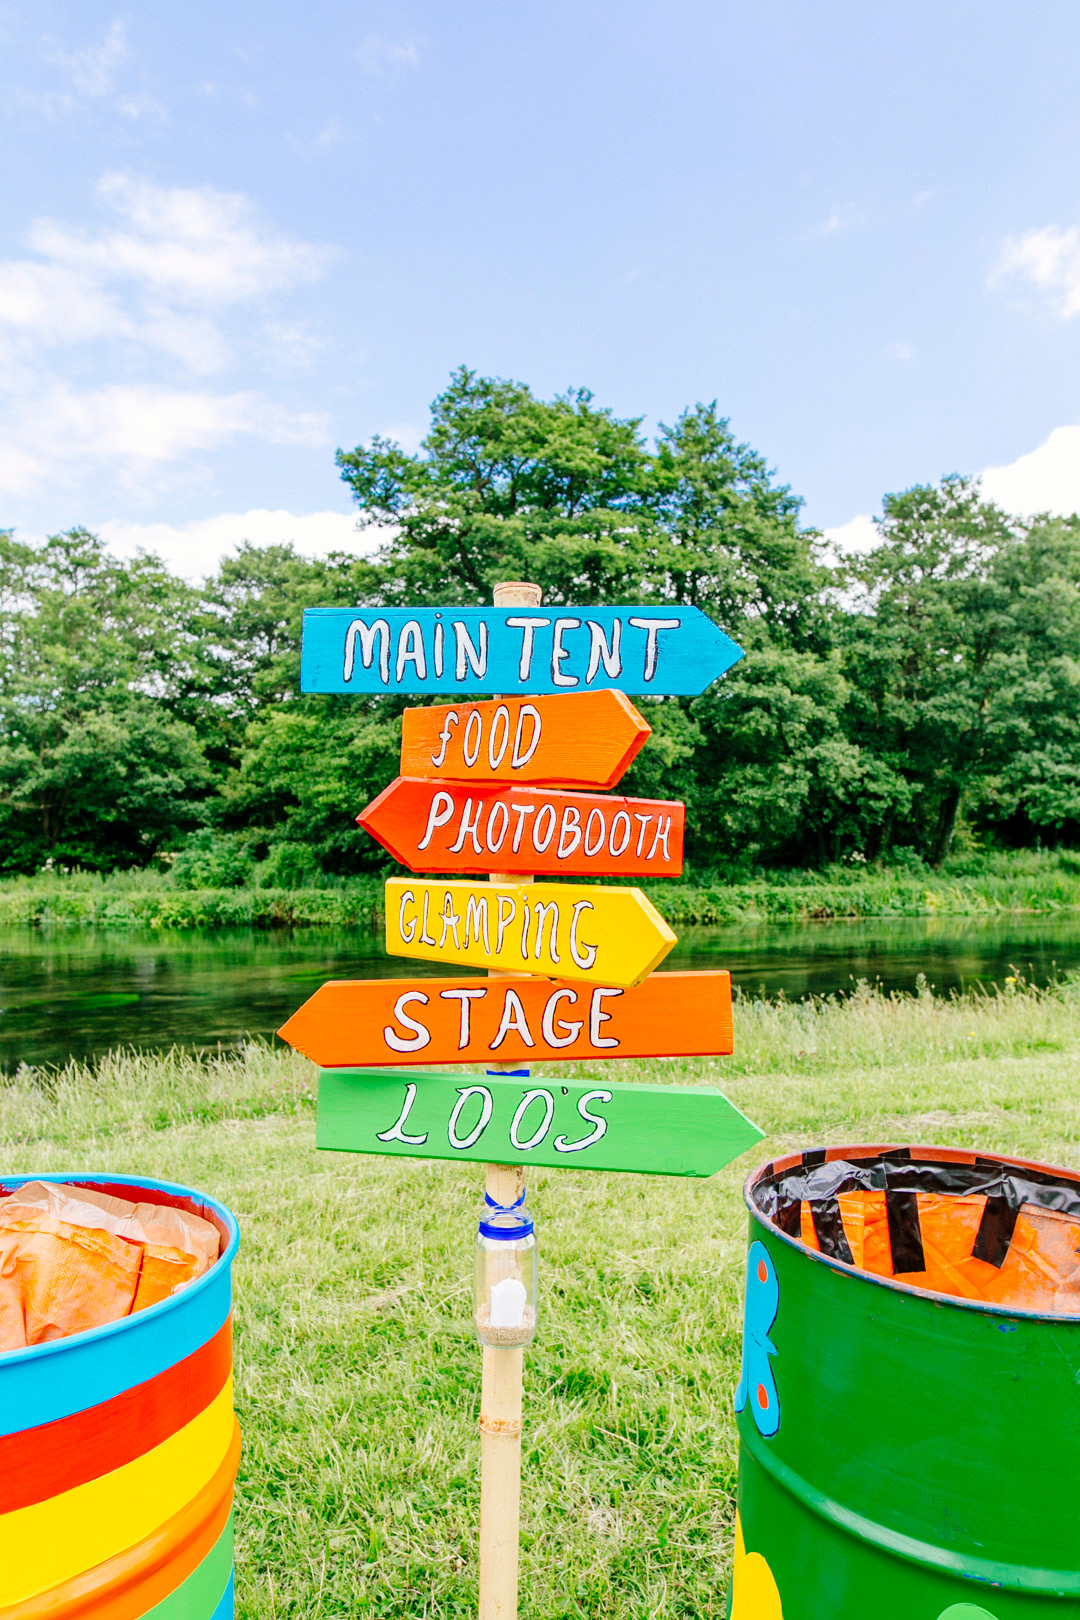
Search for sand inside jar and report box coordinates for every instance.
[475,1304,536,1346]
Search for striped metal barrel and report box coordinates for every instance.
[0,1173,240,1619]
[732,1144,1080,1619]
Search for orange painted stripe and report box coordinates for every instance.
[0,1420,240,1620]
[0,1317,231,1514]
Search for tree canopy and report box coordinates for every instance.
[1,369,1078,877]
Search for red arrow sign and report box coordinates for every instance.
[399,689,650,789]
[358,778,684,877]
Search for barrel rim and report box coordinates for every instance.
[0,1172,239,1366]
[744,1140,1080,1323]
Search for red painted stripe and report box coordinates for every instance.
[0,1317,231,1514]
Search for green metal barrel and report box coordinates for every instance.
[731,1143,1080,1620]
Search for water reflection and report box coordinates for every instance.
[0,912,1079,1071]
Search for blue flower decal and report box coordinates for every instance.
[735,1239,780,1437]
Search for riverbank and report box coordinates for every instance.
[5,977,1078,1616]
[3,848,1080,930]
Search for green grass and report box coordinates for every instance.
[4,976,1080,1616]
[5,847,1080,931]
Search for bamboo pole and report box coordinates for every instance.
[479,579,542,1620]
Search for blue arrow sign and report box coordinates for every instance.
[300,606,743,696]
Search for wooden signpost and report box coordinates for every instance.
[280,582,755,1620]
[278,970,734,1068]
[358,778,685,877]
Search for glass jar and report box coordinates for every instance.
[474,1191,538,1347]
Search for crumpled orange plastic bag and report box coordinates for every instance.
[0,1182,220,1353]
[800,1189,1080,1312]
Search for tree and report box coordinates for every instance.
[0,529,212,870]
[842,480,1080,863]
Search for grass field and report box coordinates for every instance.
[4,977,1080,1617]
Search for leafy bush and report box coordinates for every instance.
[170,831,254,890]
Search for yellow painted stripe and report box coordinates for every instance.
[0,1379,234,1605]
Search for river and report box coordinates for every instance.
[2,913,1080,1071]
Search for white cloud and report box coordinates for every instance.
[886,340,915,363]
[0,177,333,497]
[96,509,378,581]
[0,383,327,498]
[357,35,421,71]
[981,426,1080,517]
[34,19,164,121]
[992,226,1080,319]
[822,513,878,555]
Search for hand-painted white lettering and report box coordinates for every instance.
[634,812,653,857]
[495,895,517,954]
[569,900,598,970]
[491,989,536,1050]
[485,802,509,854]
[396,620,427,682]
[448,797,483,856]
[511,704,542,767]
[519,900,532,958]
[628,617,680,682]
[647,816,672,861]
[510,1088,554,1151]
[343,618,390,684]
[448,1085,493,1149]
[454,621,489,680]
[510,803,536,852]
[420,890,437,946]
[583,807,606,857]
[488,704,511,769]
[433,618,445,678]
[585,619,623,683]
[609,810,631,857]
[506,617,550,681]
[383,991,432,1053]
[554,1090,612,1152]
[463,710,483,766]
[440,986,486,1048]
[398,889,417,944]
[417,790,455,851]
[541,987,583,1047]
[532,803,556,853]
[438,890,461,948]
[551,617,582,687]
[376,1082,429,1145]
[531,901,560,964]
[557,804,582,858]
[589,986,623,1047]
[431,710,459,768]
[465,895,491,952]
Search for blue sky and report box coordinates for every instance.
[2,0,1080,574]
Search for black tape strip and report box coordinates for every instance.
[809,1199,853,1264]
[803,1148,827,1169]
[885,1186,926,1273]
[973,1195,1017,1268]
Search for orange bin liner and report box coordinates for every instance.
[800,1190,1080,1313]
[0,1181,221,1352]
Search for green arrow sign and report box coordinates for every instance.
[316,1067,763,1178]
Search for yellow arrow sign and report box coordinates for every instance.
[385,878,677,989]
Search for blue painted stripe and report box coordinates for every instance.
[0,1175,238,1436]
[210,1571,235,1619]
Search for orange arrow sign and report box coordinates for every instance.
[358,778,684,878]
[399,689,650,789]
[278,972,733,1067]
